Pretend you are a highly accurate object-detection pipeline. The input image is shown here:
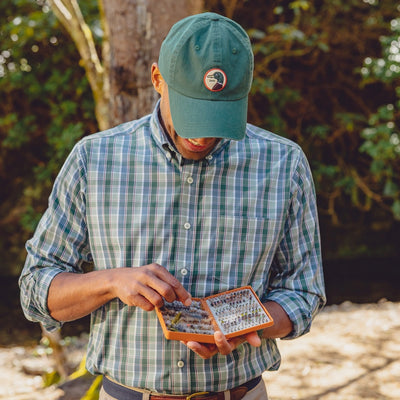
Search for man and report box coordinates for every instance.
[20,12,326,400]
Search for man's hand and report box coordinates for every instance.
[182,330,261,359]
[111,264,192,311]
[48,264,191,322]
[181,301,294,359]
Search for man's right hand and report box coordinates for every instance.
[110,264,192,311]
[47,264,191,322]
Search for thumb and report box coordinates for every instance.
[246,331,262,347]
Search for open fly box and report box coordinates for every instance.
[155,286,274,343]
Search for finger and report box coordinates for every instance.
[149,264,192,305]
[223,332,261,351]
[183,341,218,359]
[134,282,166,308]
[128,292,156,311]
[131,264,179,306]
[245,331,262,347]
[214,331,234,355]
[118,265,188,309]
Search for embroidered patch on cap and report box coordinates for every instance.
[204,68,227,92]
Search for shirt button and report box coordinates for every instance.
[187,176,194,184]
[177,360,185,368]
[206,155,213,160]
[180,268,188,276]
[184,222,191,230]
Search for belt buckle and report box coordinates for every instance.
[186,392,209,399]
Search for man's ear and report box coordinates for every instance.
[151,63,164,95]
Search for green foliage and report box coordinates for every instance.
[357,12,400,220]
[224,0,400,257]
[0,0,97,275]
[1,0,400,275]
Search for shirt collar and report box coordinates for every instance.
[150,101,171,149]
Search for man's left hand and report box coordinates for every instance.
[181,331,261,359]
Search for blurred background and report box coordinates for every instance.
[0,0,399,360]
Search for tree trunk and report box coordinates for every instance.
[102,0,204,125]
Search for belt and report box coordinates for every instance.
[103,375,262,400]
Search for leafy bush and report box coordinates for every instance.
[213,0,400,258]
[0,0,97,274]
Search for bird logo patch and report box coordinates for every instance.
[204,68,227,92]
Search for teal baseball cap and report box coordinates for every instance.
[158,12,254,141]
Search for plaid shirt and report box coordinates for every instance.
[20,103,325,394]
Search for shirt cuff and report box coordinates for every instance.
[265,289,316,339]
[20,267,65,332]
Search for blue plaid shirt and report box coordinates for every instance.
[20,103,325,394]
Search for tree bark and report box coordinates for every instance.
[47,0,204,127]
[102,0,204,125]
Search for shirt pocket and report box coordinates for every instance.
[193,215,279,296]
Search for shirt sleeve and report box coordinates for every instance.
[19,142,92,331]
[265,149,326,339]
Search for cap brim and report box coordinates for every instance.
[168,87,248,140]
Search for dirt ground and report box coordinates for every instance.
[1,300,399,400]
[265,300,400,400]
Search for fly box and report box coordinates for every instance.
[155,286,274,343]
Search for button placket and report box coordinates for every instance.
[178,164,199,288]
